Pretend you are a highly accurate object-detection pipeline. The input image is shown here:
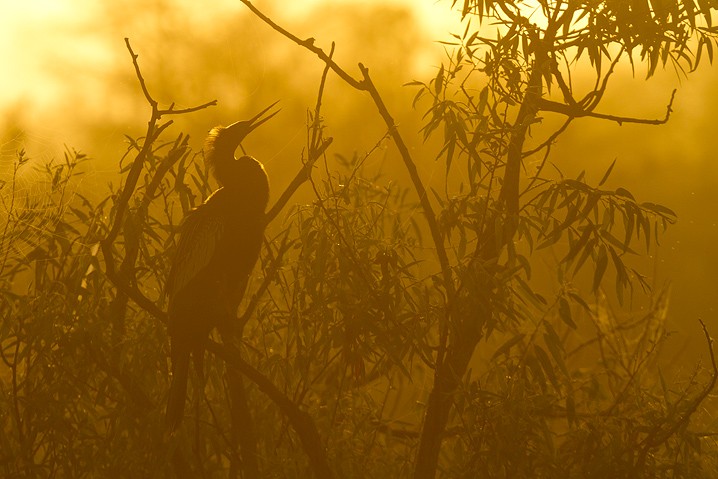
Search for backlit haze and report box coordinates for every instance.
[0,0,458,161]
[2,0,717,366]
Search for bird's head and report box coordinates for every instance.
[204,101,279,190]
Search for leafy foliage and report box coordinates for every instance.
[2,1,718,478]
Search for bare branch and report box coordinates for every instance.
[124,37,217,116]
[538,89,677,126]
[237,0,364,90]
[124,38,156,109]
[159,100,218,116]
[265,137,333,224]
[310,42,335,151]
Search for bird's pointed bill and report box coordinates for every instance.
[225,101,281,141]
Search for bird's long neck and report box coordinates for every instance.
[206,148,235,187]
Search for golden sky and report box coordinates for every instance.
[0,0,462,162]
[0,1,457,110]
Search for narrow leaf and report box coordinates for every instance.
[558,296,577,329]
[598,158,616,186]
[593,245,608,292]
[492,333,526,360]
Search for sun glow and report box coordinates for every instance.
[0,0,463,157]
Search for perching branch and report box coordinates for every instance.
[206,340,334,479]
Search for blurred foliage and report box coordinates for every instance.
[2,0,718,478]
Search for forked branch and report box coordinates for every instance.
[102,39,216,295]
[237,0,454,296]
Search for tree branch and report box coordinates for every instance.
[538,89,677,126]
[265,137,333,225]
[124,38,217,115]
[237,0,364,90]
[206,340,334,479]
[357,64,454,294]
[237,0,454,298]
[101,39,216,324]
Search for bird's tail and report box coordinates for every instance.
[166,351,190,432]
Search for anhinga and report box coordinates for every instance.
[165,103,277,431]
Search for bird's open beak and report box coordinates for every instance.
[224,101,281,142]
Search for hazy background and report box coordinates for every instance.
[1,0,716,367]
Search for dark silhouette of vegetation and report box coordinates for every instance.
[2,1,718,478]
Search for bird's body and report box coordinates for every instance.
[165,105,276,431]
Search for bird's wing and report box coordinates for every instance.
[166,204,225,301]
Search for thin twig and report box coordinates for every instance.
[311,42,335,151]
[125,38,156,108]
[160,101,218,116]
[238,230,294,327]
[264,40,335,225]
[124,38,217,115]
[521,117,572,159]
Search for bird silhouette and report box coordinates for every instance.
[165,103,278,431]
